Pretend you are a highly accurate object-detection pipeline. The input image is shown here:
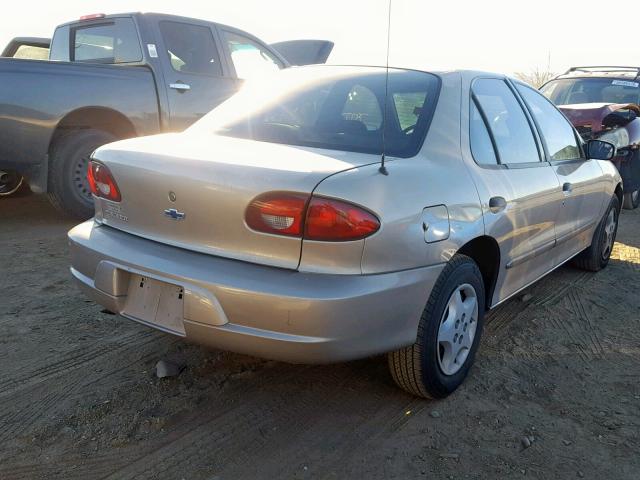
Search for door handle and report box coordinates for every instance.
[169,82,191,92]
[562,182,573,195]
[489,196,507,213]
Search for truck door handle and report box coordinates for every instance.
[562,182,573,195]
[170,82,191,92]
[489,196,507,213]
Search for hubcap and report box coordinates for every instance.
[73,155,92,201]
[601,208,617,260]
[633,190,639,204]
[437,283,478,376]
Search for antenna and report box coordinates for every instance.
[379,0,392,176]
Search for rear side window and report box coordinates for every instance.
[394,92,428,132]
[516,84,581,161]
[470,101,498,165]
[159,22,222,76]
[224,31,283,79]
[472,79,540,165]
[72,18,141,64]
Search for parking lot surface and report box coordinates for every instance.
[1,192,639,479]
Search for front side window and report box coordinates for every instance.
[516,84,581,161]
[224,31,283,79]
[190,66,440,158]
[73,18,141,64]
[472,79,540,165]
[159,21,222,76]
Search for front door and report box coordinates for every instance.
[515,83,607,262]
[156,20,239,132]
[466,78,564,305]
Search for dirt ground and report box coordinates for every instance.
[1,191,639,480]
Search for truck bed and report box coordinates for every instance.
[0,58,161,189]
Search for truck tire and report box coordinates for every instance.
[388,254,485,399]
[48,129,117,219]
[623,189,639,210]
[573,195,620,272]
[0,170,24,197]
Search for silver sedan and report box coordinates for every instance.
[69,66,622,398]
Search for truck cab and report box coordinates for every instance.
[1,12,326,216]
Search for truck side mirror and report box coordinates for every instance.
[587,139,616,160]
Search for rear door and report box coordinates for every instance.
[515,83,607,262]
[465,77,564,304]
[156,20,239,131]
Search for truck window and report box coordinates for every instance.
[72,18,142,64]
[159,22,222,76]
[223,31,283,79]
[12,45,49,60]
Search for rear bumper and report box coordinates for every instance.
[68,221,443,363]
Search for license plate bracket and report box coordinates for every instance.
[122,274,186,335]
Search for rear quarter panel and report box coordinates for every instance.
[304,72,485,275]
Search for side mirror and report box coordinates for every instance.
[587,139,616,160]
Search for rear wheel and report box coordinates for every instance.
[0,170,24,197]
[573,195,620,272]
[47,129,117,219]
[623,188,639,210]
[388,254,485,399]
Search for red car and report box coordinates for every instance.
[542,66,640,209]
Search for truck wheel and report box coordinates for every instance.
[388,254,485,399]
[48,129,117,219]
[0,170,24,197]
[573,195,620,272]
[623,189,639,210]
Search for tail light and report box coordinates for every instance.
[305,197,379,241]
[246,192,379,241]
[87,161,121,202]
[246,192,307,236]
[79,13,106,21]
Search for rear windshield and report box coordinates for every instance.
[542,78,640,105]
[69,18,142,64]
[190,66,440,158]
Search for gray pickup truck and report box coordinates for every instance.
[0,12,332,217]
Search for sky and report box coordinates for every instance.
[2,0,639,75]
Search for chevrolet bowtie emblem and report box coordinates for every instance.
[164,208,186,220]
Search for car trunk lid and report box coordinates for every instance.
[91,132,377,269]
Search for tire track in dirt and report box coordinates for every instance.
[106,365,373,480]
[0,330,155,398]
[0,332,169,446]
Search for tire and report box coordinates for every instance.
[623,189,639,210]
[388,254,486,399]
[573,195,620,272]
[47,129,117,219]
[0,170,24,197]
